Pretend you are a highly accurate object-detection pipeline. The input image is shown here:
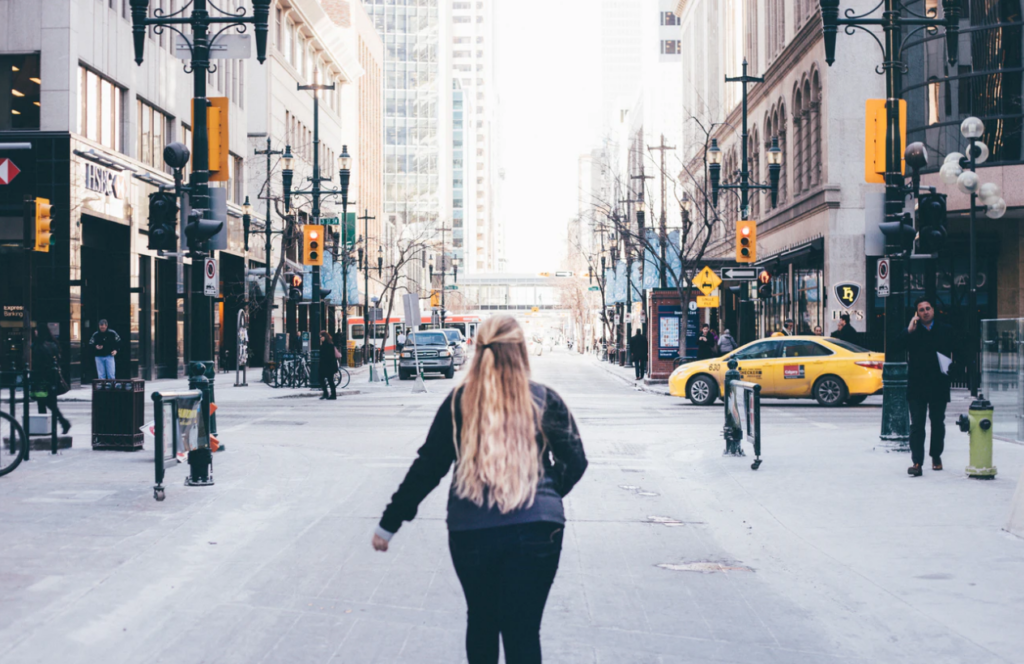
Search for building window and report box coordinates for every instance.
[454,16,471,23]
[661,40,681,55]
[78,66,123,152]
[661,11,679,26]
[231,154,244,203]
[137,98,172,170]
[1,53,41,130]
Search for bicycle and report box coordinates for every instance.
[333,366,351,390]
[0,410,28,477]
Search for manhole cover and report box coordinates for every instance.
[657,562,753,573]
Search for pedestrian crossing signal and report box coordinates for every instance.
[735,220,756,263]
[288,273,304,301]
[302,224,324,266]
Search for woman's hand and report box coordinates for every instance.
[372,533,389,552]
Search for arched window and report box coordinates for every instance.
[778,101,788,205]
[811,68,822,186]
[749,126,760,219]
[793,84,805,196]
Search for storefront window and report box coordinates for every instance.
[137,98,172,171]
[78,66,123,153]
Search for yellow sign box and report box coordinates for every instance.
[191,97,230,182]
[692,266,722,296]
[696,296,720,308]
[865,98,906,184]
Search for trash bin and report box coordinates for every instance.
[91,379,145,451]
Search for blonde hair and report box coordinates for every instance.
[453,315,542,513]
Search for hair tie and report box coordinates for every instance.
[478,343,493,351]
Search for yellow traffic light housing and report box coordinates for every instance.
[430,290,440,308]
[193,97,230,182]
[302,224,324,266]
[34,197,52,252]
[735,219,756,263]
[864,99,906,184]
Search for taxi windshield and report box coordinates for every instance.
[827,339,870,353]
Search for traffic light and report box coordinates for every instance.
[302,224,324,266]
[430,289,440,308]
[184,209,223,253]
[916,192,948,254]
[25,197,53,252]
[879,212,916,253]
[287,273,303,302]
[736,219,756,263]
[148,191,178,251]
[757,270,772,300]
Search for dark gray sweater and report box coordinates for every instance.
[377,383,587,539]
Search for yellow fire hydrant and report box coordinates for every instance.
[957,397,997,480]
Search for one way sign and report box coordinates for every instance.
[721,267,757,280]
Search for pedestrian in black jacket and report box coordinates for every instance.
[696,324,717,359]
[88,320,120,380]
[318,331,339,400]
[629,328,648,380]
[32,327,71,434]
[901,297,956,476]
[373,315,587,664]
[831,313,861,346]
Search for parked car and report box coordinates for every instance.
[441,328,468,368]
[668,336,884,406]
[398,331,456,380]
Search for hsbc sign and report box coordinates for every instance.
[84,162,126,200]
[0,158,21,185]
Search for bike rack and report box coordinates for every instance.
[2,369,33,461]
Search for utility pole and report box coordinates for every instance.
[254,138,282,370]
[647,135,675,289]
[360,208,375,363]
[130,0,270,381]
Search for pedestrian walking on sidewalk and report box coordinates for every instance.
[88,319,120,380]
[697,324,717,359]
[901,296,955,476]
[318,331,339,400]
[373,315,588,664]
[629,328,648,380]
[717,329,738,354]
[397,329,407,353]
[31,327,71,434]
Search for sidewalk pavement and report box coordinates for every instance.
[586,353,671,395]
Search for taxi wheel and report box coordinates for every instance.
[687,375,718,406]
[813,375,848,407]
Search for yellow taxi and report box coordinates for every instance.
[668,336,884,407]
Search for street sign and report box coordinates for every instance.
[320,217,339,225]
[445,284,458,290]
[876,258,890,297]
[555,271,573,277]
[721,267,757,280]
[835,282,862,309]
[176,34,251,60]
[588,286,600,291]
[696,295,720,308]
[0,158,21,185]
[203,258,219,297]
[692,266,722,296]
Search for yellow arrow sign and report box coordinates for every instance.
[692,266,722,296]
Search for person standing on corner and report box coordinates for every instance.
[717,328,738,354]
[397,328,407,354]
[318,331,339,400]
[88,319,120,380]
[629,327,648,381]
[372,315,588,664]
[697,324,717,359]
[901,296,955,477]
[831,313,861,345]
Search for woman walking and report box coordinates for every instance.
[32,327,71,434]
[372,315,587,664]
[318,331,339,400]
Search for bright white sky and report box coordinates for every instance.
[495,0,603,273]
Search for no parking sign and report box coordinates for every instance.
[203,258,219,297]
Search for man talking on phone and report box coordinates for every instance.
[901,297,955,477]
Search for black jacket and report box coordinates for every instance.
[32,341,60,389]
[629,334,648,361]
[319,341,339,373]
[379,383,587,535]
[88,329,120,357]
[899,320,955,402]
[696,333,717,359]
[831,324,861,346]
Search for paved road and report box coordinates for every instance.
[1,350,1022,663]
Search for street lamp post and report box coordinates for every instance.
[359,209,376,364]
[130,0,271,379]
[254,138,282,376]
[820,0,961,445]
[938,117,1008,396]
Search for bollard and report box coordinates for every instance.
[957,395,997,479]
[722,359,744,456]
[153,392,166,501]
[186,362,214,486]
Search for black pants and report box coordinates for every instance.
[36,392,69,428]
[449,521,564,664]
[633,358,646,379]
[909,397,947,466]
[319,371,336,398]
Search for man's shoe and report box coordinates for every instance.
[932,458,943,471]
[319,395,328,400]
[908,464,923,477]
[60,420,71,435]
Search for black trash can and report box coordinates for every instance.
[91,379,145,451]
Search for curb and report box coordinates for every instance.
[588,357,671,397]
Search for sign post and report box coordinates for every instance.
[203,258,218,297]
[876,258,890,297]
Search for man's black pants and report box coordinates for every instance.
[449,522,563,664]
[909,397,947,466]
[633,359,646,380]
[319,372,336,398]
